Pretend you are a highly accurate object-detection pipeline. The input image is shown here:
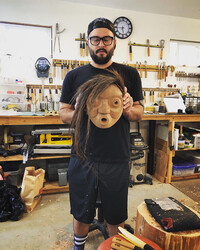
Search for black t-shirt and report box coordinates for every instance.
[60,62,143,163]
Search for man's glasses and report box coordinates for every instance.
[89,36,114,46]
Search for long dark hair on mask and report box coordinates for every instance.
[70,70,125,160]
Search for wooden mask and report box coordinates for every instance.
[87,84,123,128]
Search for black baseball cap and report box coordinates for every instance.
[87,17,115,37]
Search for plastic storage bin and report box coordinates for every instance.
[173,163,196,177]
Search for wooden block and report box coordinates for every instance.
[135,202,200,250]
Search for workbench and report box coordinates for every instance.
[0,114,200,186]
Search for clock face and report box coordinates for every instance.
[114,17,133,39]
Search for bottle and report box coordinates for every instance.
[53,89,59,112]
[178,125,185,149]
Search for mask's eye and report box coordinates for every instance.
[114,100,119,105]
[111,98,122,107]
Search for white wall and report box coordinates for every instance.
[0,0,200,93]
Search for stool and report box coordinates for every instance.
[135,202,200,250]
[89,193,134,240]
[89,192,109,239]
[98,234,162,250]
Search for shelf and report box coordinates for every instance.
[0,154,70,162]
[175,148,200,152]
[171,173,200,181]
[42,181,69,194]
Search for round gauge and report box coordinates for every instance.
[114,17,133,39]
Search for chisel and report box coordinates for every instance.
[147,39,150,57]
[82,33,85,57]
[66,60,69,73]
[144,91,146,104]
[160,40,165,60]
[129,42,132,61]
[118,227,155,250]
[144,60,147,78]
[136,61,138,71]
[53,60,56,78]
[86,41,89,56]
[68,60,72,71]
[112,237,141,249]
[149,91,152,103]
[64,61,67,77]
[111,242,132,250]
[31,88,34,103]
[139,62,142,78]
[61,60,64,80]
[80,33,83,57]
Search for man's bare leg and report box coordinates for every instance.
[73,218,90,250]
[107,221,125,236]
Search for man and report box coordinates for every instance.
[59,17,144,250]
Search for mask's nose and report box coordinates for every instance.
[98,99,110,114]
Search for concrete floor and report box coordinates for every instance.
[0,178,198,250]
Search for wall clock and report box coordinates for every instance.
[114,16,133,39]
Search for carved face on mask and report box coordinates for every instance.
[87,84,123,128]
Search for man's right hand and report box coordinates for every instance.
[59,102,75,124]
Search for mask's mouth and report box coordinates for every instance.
[101,117,107,122]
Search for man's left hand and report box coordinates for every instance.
[123,87,133,111]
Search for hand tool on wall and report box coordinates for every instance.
[39,89,42,103]
[163,62,166,81]
[139,62,142,78]
[75,59,78,68]
[152,91,155,103]
[68,60,72,71]
[61,60,64,80]
[144,60,147,78]
[66,60,69,73]
[143,91,146,104]
[129,42,132,61]
[160,39,165,60]
[53,60,56,78]
[136,61,138,71]
[31,88,34,103]
[49,67,53,84]
[54,23,65,53]
[149,91,152,103]
[64,61,67,77]
[26,87,31,111]
[82,33,86,57]
[147,39,150,57]
[86,40,89,56]
[80,33,83,57]
[158,62,161,87]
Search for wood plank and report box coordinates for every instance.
[0,154,70,162]
[171,173,200,181]
[154,149,169,183]
[0,115,64,125]
[0,114,200,126]
[42,181,69,194]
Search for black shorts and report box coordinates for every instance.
[68,156,130,225]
